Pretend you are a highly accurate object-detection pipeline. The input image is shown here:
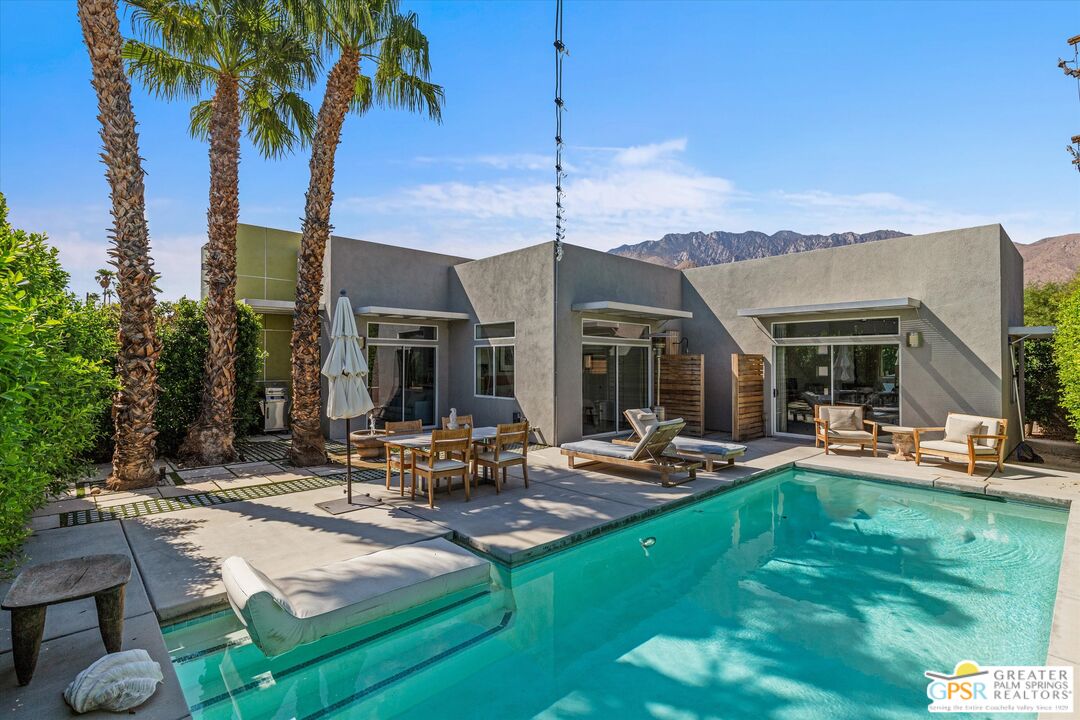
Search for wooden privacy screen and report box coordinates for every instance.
[657,354,705,436]
[731,353,765,441]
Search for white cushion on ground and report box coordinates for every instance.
[475,450,525,464]
[826,429,875,441]
[414,459,467,473]
[222,537,492,657]
[919,439,998,456]
[560,439,637,460]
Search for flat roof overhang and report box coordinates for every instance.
[737,297,921,318]
[241,298,296,315]
[1008,325,1056,338]
[354,305,471,322]
[571,300,692,320]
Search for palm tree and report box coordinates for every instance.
[95,267,116,304]
[124,0,316,464]
[285,0,442,465]
[76,0,161,490]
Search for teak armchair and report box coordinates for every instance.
[411,427,473,508]
[813,405,879,456]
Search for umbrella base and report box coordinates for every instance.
[315,496,380,515]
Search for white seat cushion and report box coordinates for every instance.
[414,459,467,473]
[475,450,525,464]
[826,429,874,441]
[919,439,998,456]
[561,439,637,460]
[222,538,492,657]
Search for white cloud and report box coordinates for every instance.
[413,152,552,171]
[612,138,688,167]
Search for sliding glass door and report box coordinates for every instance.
[367,345,436,426]
[774,342,900,436]
[582,344,650,436]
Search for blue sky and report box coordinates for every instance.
[1,0,1077,299]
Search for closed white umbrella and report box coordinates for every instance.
[323,291,374,504]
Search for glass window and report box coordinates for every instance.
[367,322,436,341]
[582,319,650,340]
[772,318,899,339]
[475,322,515,340]
[476,346,514,398]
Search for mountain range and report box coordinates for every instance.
[609,230,1079,286]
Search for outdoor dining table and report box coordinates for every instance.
[382,426,499,498]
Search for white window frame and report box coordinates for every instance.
[365,320,438,345]
[770,315,901,345]
[474,320,516,342]
[474,344,516,400]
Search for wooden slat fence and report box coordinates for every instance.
[657,354,705,436]
[732,353,765,441]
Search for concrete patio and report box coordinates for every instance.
[3,435,1079,720]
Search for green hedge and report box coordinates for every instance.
[1022,282,1070,435]
[155,299,264,456]
[0,195,114,571]
[1054,281,1080,441]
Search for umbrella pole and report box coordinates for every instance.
[346,417,353,504]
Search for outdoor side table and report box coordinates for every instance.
[2,553,131,686]
[882,425,916,461]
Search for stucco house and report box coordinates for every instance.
[211,223,1026,450]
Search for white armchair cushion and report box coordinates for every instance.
[826,429,874,441]
[945,414,1001,447]
[414,459,467,473]
[943,416,984,444]
[919,439,998,456]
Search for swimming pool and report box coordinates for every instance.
[163,468,1067,719]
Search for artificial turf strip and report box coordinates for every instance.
[59,467,384,527]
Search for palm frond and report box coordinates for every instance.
[370,65,443,122]
[188,99,215,140]
[123,39,213,100]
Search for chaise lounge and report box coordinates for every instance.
[913,413,1008,475]
[222,538,493,657]
[560,418,699,487]
[622,409,747,471]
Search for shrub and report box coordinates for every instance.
[0,195,114,571]
[1022,282,1070,435]
[1054,281,1080,441]
[155,299,264,456]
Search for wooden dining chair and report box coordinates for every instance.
[384,419,423,493]
[411,428,473,508]
[440,414,473,429]
[473,422,529,493]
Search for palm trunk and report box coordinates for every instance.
[289,50,361,466]
[180,75,241,465]
[77,0,160,491]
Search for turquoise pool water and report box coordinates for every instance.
[164,469,1068,720]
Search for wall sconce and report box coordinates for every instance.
[906,331,922,348]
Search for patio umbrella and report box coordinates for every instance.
[835,345,855,384]
[323,291,374,504]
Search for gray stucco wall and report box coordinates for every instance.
[554,244,685,445]
[682,225,1020,446]
[323,236,470,439]
[449,242,556,442]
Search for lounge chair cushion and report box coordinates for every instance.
[624,409,659,437]
[414,459,467,473]
[820,406,862,430]
[560,439,638,460]
[475,450,525,464]
[825,429,875,441]
[223,538,492,657]
[919,440,998,456]
[944,414,1001,447]
[669,438,746,457]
